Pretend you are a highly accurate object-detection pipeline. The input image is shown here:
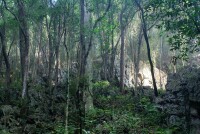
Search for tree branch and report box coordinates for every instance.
[85,0,111,61]
[2,0,26,37]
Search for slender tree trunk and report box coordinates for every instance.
[54,17,61,91]
[77,0,86,133]
[17,0,30,99]
[143,28,158,96]
[63,10,70,133]
[65,52,70,134]
[2,37,11,87]
[0,5,4,76]
[0,21,11,105]
[174,51,177,73]
[159,34,163,89]
[134,22,143,92]
[77,1,111,132]
[47,17,54,87]
[135,0,158,96]
[64,22,70,134]
[36,19,43,77]
[53,14,62,114]
[0,49,3,74]
[0,22,11,87]
[110,20,115,81]
[120,9,125,92]
[79,0,86,76]
[110,35,120,82]
[64,2,72,133]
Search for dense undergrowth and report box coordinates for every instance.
[0,80,176,134]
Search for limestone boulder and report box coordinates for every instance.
[115,59,167,89]
[157,66,200,133]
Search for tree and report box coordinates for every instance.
[0,5,11,88]
[119,0,136,92]
[119,2,126,92]
[147,0,200,59]
[16,0,30,99]
[134,0,158,97]
[77,0,111,132]
[76,0,86,133]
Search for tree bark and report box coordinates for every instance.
[135,0,158,96]
[1,30,11,87]
[0,24,11,105]
[17,0,30,99]
[120,7,125,92]
[0,15,11,88]
[110,35,120,82]
[159,34,163,89]
[77,1,85,133]
[46,15,54,88]
[0,49,3,74]
[76,1,111,132]
[64,8,70,134]
[133,22,143,92]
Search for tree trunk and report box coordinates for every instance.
[110,18,115,81]
[0,49,2,74]
[110,35,120,82]
[36,18,43,78]
[54,18,60,91]
[0,20,11,88]
[46,15,54,88]
[17,0,30,99]
[77,0,86,133]
[63,11,70,133]
[120,8,125,92]
[0,5,4,76]
[135,0,158,97]
[0,20,11,104]
[159,34,163,89]
[2,36,11,87]
[134,22,143,92]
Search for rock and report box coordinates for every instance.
[189,54,200,67]
[157,66,200,133]
[138,62,167,89]
[115,58,167,89]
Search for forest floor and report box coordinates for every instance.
[83,86,171,134]
[0,81,177,134]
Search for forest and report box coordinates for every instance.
[0,0,200,133]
